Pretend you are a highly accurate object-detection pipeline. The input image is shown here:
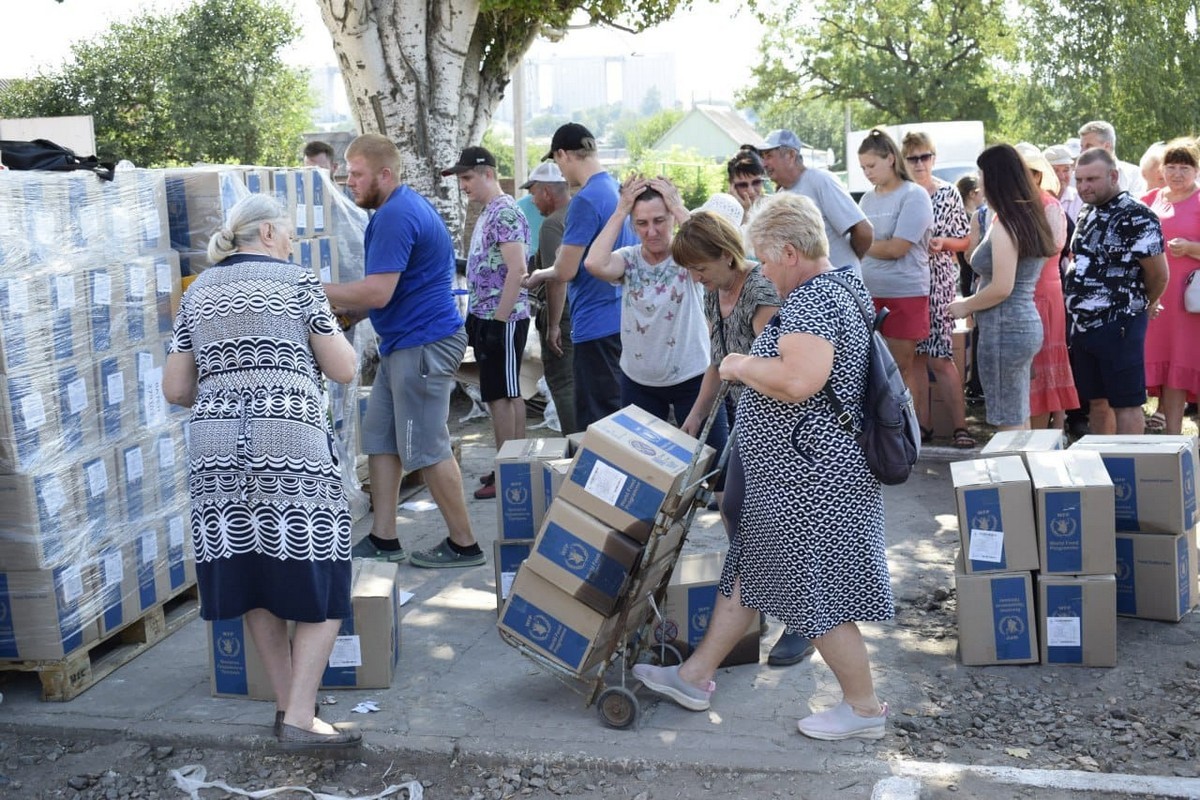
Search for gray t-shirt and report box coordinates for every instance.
[786,167,868,272]
[616,246,710,387]
[858,180,934,298]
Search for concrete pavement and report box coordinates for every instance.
[4,432,1200,799]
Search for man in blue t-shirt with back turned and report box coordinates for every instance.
[324,133,484,570]
[525,123,637,429]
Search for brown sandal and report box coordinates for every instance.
[277,722,362,751]
[952,428,976,449]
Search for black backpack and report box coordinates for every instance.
[0,139,115,181]
[819,271,921,485]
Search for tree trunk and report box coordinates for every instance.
[315,0,538,243]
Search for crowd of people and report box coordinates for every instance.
[165,119,1199,750]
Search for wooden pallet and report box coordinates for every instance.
[1,583,200,702]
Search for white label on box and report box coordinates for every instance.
[156,261,172,294]
[583,460,628,506]
[20,392,47,430]
[168,517,185,548]
[143,367,166,426]
[314,206,325,231]
[61,565,83,603]
[86,461,108,497]
[128,267,147,299]
[320,265,332,282]
[125,448,144,482]
[7,280,29,314]
[137,352,154,379]
[501,570,517,600]
[141,531,158,564]
[67,378,88,414]
[1046,616,1081,647]
[93,272,112,306]
[968,528,1004,563]
[103,551,123,587]
[107,372,125,404]
[296,204,307,230]
[327,634,363,668]
[55,275,76,309]
[40,477,67,516]
[159,438,176,469]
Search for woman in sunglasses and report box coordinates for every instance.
[857,128,934,403]
[726,146,768,223]
[900,132,974,448]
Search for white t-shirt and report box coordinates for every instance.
[616,246,710,387]
[786,167,868,273]
[858,180,934,298]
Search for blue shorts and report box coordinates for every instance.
[1069,314,1147,409]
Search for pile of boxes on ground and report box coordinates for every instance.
[0,164,373,699]
[0,167,195,663]
[493,406,760,675]
[953,430,1199,667]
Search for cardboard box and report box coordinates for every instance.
[1071,435,1199,533]
[209,560,400,699]
[93,540,139,636]
[84,265,123,353]
[152,250,183,336]
[495,438,571,540]
[0,371,58,472]
[950,456,1040,574]
[54,359,99,455]
[164,511,197,593]
[542,458,571,505]
[118,258,156,346]
[242,168,273,196]
[1037,574,1117,667]
[525,500,644,615]
[1115,529,1198,621]
[116,440,154,524]
[0,275,51,374]
[1026,450,1115,575]
[131,347,168,429]
[151,429,187,509]
[980,429,1065,462]
[110,167,170,254]
[320,559,401,690]
[77,451,119,552]
[654,552,759,668]
[0,468,79,570]
[293,236,339,283]
[48,266,83,361]
[557,406,714,542]
[494,539,534,613]
[164,168,243,253]
[498,567,628,673]
[0,564,100,661]
[95,354,137,444]
[954,569,1039,665]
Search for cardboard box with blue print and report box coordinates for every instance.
[1037,573,1116,667]
[1115,528,1199,622]
[1070,435,1199,534]
[164,168,243,253]
[556,405,714,543]
[950,456,1040,574]
[495,438,570,540]
[0,467,82,571]
[954,563,1039,666]
[653,552,760,668]
[0,274,52,374]
[208,559,401,700]
[0,370,59,474]
[980,429,1064,465]
[524,499,643,616]
[1026,450,1115,575]
[0,564,101,661]
[494,538,534,613]
[54,359,100,454]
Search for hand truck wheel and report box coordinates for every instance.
[597,686,639,729]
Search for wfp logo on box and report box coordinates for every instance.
[525,614,552,643]
[995,614,1026,640]
[0,598,9,624]
[216,630,242,659]
[1113,477,1135,504]
[971,509,999,531]
[630,440,656,458]
[562,543,589,572]
[1049,512,1077,539]
[1116,556,1133,583]
[504,484,528,505]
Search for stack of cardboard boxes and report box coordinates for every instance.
[0,168,195,663]
[496,406,757,674]
[952,431,1199,668]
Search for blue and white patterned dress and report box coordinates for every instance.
[168,254,351,622]
[720,267,894,638]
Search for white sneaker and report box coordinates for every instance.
[797,701,888,740]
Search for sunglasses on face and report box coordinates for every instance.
[905,153,934,164]
[733,178,765,190]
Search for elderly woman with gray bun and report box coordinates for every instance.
[163,194,361,751]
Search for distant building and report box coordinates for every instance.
[651,105,767,161]
[493,53,676,122]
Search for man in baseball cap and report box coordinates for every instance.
[1043,144,1082,224]
[542,122,596,161]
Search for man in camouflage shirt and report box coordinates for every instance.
[1065,147,1168,435]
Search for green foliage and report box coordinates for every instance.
[746,0,1012,134]
[626,145,726,209]
[481,128,516,176]
[1000,0,1200,157]
[737,84,865,168]
[3,0,312,167]
[619,108,684,162]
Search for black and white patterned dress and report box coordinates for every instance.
[917,180,970,359]
[719,268,893,638]
[168,254,352,623]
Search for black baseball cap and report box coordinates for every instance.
[542,123,596,161]
[440,146,497,176]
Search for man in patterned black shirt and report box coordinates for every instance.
[1064,147,1168,434]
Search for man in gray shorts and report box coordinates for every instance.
[324,134,484,569]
